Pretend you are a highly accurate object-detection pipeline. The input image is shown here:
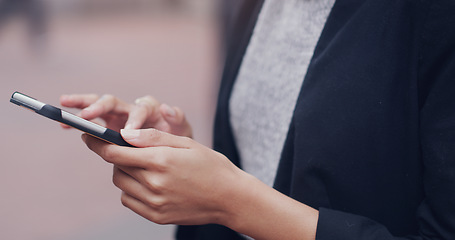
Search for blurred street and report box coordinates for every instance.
[0,1,221,239]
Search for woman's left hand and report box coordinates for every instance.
[83,128,319,239]
[82,128,247,226]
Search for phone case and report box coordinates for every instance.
[10,91,134,147]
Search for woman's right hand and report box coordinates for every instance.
[59,94,192,138]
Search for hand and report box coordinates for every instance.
[82,128,246,226]
[82,128,319,239]
[60,94,192,137]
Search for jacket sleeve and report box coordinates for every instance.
[316,1,455,239]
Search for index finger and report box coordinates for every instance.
[80,94,131,120]
[60,94,99,109]
[125,96,161,129]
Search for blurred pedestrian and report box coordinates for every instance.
[0,0,47,53]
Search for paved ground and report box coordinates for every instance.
[0,8,220,240]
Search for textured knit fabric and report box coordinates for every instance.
[229,0,335,188]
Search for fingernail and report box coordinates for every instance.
[81,106,96,118]
[135,98,143,105]
[162,104,176,117]
[121,129,140,139]
[83,106,94,113]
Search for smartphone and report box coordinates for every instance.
[10,91,134,147]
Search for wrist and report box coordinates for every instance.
[210,168,256,227]
[217,171,319,240]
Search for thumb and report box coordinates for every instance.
[120,128,192,149]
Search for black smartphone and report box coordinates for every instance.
[10,91,134,147]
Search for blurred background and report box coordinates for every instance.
[0,0,222,239]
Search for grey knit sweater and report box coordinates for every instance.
[230,0,336,189]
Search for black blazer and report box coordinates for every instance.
[177,0,455,239]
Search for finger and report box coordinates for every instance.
[113,166,143,194]
[60,94,99,109]
[120,192,169,224]
[125,96,161,130]
[82,134,150,168]
[117,165,165,193]
[80,94,130,120]
[113,167,166,207]
[160,104,192,137]
[120,128,193,149]
[160,104,178,122]
[116,165,147,184]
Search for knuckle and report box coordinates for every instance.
[144,95,158,104]
[152,151,171,172]
[120,193,129,207]
[112,172,121,188]
[153,216,169,225]
[149,212,170,225]
[145,128,162,142]
[101,146,117,163]
[146,196,167,210]
[134,97,159,117]
[145,176,166,193]
[136,95,158,106]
